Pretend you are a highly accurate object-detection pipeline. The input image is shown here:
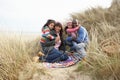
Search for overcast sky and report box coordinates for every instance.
[0,0,112,33]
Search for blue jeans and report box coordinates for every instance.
[66,39,87,59]
[65,40,76,51]
[44,48,68,63]
[73,42,87,59]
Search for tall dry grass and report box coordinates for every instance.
[0,0,120,80]
[71,0,120,80]
[84,26,120,80]
[0,33,48,80]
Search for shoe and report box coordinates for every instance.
[37,51,44,57]
[33,56,40,63]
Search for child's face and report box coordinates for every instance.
[67,22,72,28]
[68,25,72,28]
[48,23,54,29]
[55,26,61,33]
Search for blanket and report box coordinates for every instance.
[43,53,82,68]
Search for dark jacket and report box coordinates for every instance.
[40,30,56,53]
[59,36,66,52]
[41,30,66,53]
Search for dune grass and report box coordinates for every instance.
[0,0,120,80]
[71,0,120,80]
[0,33,48,80]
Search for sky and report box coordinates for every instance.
[0,0,112,33]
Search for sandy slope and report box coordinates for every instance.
[19,62,91,80]
[47,64,91,80]
[33,63,91,80]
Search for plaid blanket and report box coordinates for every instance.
[43,53,81,68]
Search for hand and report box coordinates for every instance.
[68,33,71,36]
[57,33,60,37]
[55,35,60,42]
[78,24,81,27]
[72,36,77,41]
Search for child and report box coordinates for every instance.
[65,21,80,52]
[40,19,56,44]
[65,21,80,39]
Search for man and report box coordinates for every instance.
[66,19,89,60]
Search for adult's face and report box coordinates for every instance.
[72,23,77,27]
[54,26,61,33]
[48,23,55,29]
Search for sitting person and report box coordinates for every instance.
[53,22,66,52]
[65,21,80,51]
[40,19,68,63]
[66,19,89,60]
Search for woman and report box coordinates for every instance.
[54,22,66,52]
[40,20,68,63]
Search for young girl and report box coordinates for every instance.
[40,19,56,44]
[40,19,68,63]
[65,21,80,39]
[65,21,80,51]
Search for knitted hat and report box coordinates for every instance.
[67,21,72,26]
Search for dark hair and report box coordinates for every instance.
[54,22,65,51]
[72,19,78,28]
[54,22,63,37]
[64,26,68,34]
[42,19,56,30]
